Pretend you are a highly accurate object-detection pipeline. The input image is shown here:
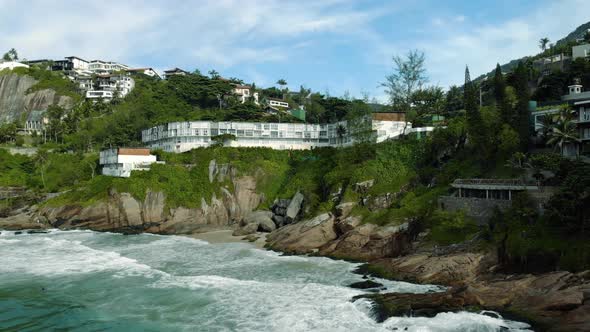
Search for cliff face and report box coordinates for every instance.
[34,162,263,234]
[0,73,73,123]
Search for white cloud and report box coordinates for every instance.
[0,0,383,71]
[421,0,590,87]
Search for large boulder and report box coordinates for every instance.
[232,222,258,236]
[285,192,304,223]
[258,218,277,232]
[266,213,336,254]
[321,222,413,261]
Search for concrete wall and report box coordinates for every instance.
[439,196,511,224]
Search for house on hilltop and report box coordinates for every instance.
[126,67,161,79]
[164,68,189,79]
[573,44,590,60]
[99,148,161,178]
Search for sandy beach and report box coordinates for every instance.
[188,229,267,249]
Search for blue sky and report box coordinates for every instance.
[1,0,589,102]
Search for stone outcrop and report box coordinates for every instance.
[266,213,337,254]
[0,73,74,123]
[32,166,263,234]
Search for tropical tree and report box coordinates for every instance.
[276,79,288,92]
[2,48,18,61]
[539,37,550,52]
[208,69,220,79]
[513,62,531,151]
[546,108,580,157]
[381,49,428,111]
[464,66,485,148]
[493,64,511,125]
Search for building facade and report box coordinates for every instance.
[99,148,160,178]
[89,60,129,74]
[127,68,161,79]
[164,68,189,79]
[141,114,411,153]
[232,84,259,104]
[573,44,590,60]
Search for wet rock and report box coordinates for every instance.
[348,280,384,289]
[266,213,336,254]
[232,222,258,236]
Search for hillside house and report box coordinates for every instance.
[127,68,161,79]
[141,112,414,152]
[533,82,590,156]
[89,60,129,74]
[572,44,590,60]
[232,84,259,104]
[439,178,553,223]
[52,56,90,73]
[164,68,189,79]
[533,53,571,77]
[99,148,160,178]
[266,97,289,109]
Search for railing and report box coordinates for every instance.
[453,179,533,186]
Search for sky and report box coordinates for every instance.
[1,0,589,102]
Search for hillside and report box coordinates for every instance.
[0,67,80,124]
[475,20,590,81]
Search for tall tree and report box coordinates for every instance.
[547,107,580,157]
[539,37,550,52]
[208,69,220,79]
[2,48,18,61]
[513,62,531,151]
[464,66,485,148]
[276,79,288,92]
[493,64,511,125]
[445,85,463,116]
[381,50,428,111]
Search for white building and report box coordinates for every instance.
[164,68,189,79]
[0,61,29,71]
[127,67,161,79]
[99,148,160,178]
[86,90,114,100]
[232,84,259,104]
[141,113,412,153]
[85,74,135,100]
[266,97,289,109]
[89,60,129,74]
[573,44,590,60]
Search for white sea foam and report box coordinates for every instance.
[383,311,532,331]
[0,231,534,332]
[0,236,166,278]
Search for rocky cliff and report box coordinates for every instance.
[0,73,73,123]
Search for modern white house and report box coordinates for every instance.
[141,113,412,153]
[0,61,29,71]
[127,67,161,79]
[232,84,259,104]
[85,73,135,100]
[89,60,129,74]
[99,148,160,178]
[266,97,289,109]
[572,44,590,60]
[164,68,189,79]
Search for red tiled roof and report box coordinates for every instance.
[118,148,151,156]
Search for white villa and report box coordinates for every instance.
[99,148,160,178]
[89,60,129,74]
[85,73,135,100]
[141,113,414,153]
[232,84,259,104]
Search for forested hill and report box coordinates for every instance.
[475,20,590,81]
[0,66,375,151]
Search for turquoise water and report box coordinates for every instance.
[0,230,532,331]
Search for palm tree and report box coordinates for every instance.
[208,70,220,79]
[539,37,550,52]
[546,108,580,157]
[276,79,287,90]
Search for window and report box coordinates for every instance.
[271,131,278,138]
